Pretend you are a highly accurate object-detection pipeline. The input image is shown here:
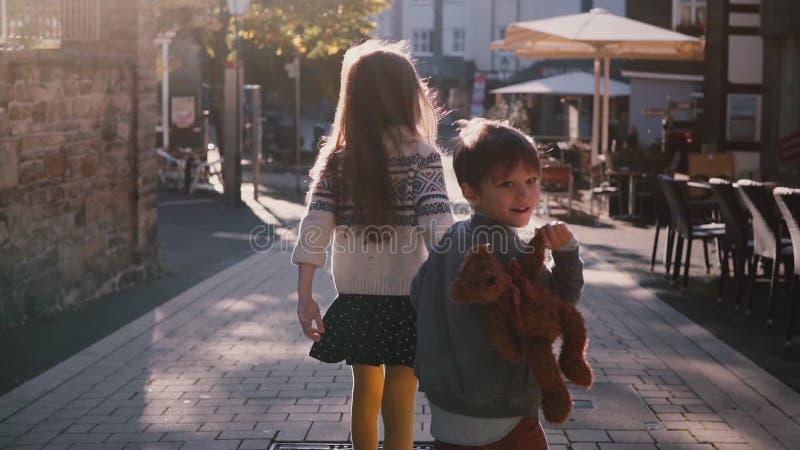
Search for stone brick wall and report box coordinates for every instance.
[0,0,159,326]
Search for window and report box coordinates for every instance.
[673,0,706,34]
[496,24,507,40]
[727,94,761,142]
[452,27,465,54]
[412,29,431,54]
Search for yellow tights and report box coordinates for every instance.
[351,364,417,450]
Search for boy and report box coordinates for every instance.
[410,119,584,449]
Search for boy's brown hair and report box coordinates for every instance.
[452,118,540,191]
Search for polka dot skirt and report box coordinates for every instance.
[309,294,417,367]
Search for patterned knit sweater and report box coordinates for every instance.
[291,139,454,296]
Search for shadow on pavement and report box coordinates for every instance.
[0,187,274,396]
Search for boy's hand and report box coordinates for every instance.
[539,221,574,250]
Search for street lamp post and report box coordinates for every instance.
[292,25,304,195]
[225,0,251,206]
[155,30,176,150]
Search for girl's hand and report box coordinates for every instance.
[297,294,325,342]
[539,221,574,250]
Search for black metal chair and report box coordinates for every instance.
[735,180,794,324]
[645,174,674,274]
[708,178,753,307]
[773,187,799,347]
[657,175,727,293]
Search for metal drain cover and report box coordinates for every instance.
[270,444,433,450]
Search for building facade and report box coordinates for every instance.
[374,0,625,113]
[703,0,764,176]
[702,0,800,179]
[623,0,706,148]
[623,0,800,178]
[0,0,160,326]
[758,0,799,179]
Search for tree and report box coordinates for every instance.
[487,98,509,122]
[157,0,389,150]
[509,98,531,135]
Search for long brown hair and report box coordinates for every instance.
[308,39,439,226]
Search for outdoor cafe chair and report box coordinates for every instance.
[773,187,800,347]
[708,178,753,307]
[539,163,574,217]
[736,180,794,324]
[658,175,726,293]
[588,164,622,218]
[189,145,225,195]
[156,148,187,190]
[645,173,674,273]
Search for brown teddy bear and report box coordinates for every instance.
[450,231,593,424]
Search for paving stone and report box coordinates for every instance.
[51,433,111,444]
[106,432,166,442]
[122,443,182,450]
[713,444,755,450]
[267,405,319,414]
[216,428,277,440]
[656,445,715,450]
[178,440,242,449]
[159,431,218,441]
[648,430,698,443]
[10,431,60,445]
[287,413,341,422]
[197,422,254,432]
[570,444,599,450]
[177,415,234,424]
[262,421,311,441]
[690,429,747,443]
[599,444,657,450]
[304,420,350,441]
[544,431,568,444]
[608,430,655,443]
[238,439,272,449]
[661,421,707,431]
[146,423,202,433]
[567,429,612,442]
[0,423,33,437]
[92,424,150,434]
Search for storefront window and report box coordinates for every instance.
[727,94,760,142]
[674,0,706,35]
[779,37,799,138]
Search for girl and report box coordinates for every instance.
[291,40,454,449]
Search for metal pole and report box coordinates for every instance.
[294,54,301,195]
[591,57,600,166]
[1,0,8,40]
[161,38,170,150]
[490,0,496,72]
[234,16,242,205]
[602,56,610,156]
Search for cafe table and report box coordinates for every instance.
[607,169,645,220]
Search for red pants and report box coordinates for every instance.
[433,417,548,450]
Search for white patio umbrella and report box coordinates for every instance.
[490,72,630,97]
[491,8,703,165]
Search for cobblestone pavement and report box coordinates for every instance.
[3,169,800,448]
